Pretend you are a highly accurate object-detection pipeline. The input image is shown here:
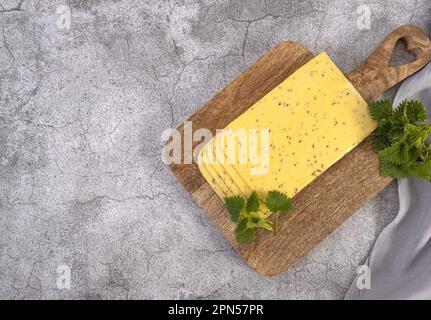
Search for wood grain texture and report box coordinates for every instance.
[168,25,431,275]
[347,25,431,101]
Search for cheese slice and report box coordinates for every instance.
[199,162,228,198]
[198,147,230,198]
[198,52,376,200]
[198,140,247,198]
[209,134,253,196]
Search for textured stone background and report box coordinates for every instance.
[0,0,429,300]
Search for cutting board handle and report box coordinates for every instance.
[347,25,431,102]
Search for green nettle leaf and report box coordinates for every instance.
[410,157,431,182]
[369,99,431,182]
[223,195,245,223]
[224,190,293,243]
[393,102,408,123]
[264,191,292,213]
[235,218,248,232]
[373,125,392,151]
[388,122,407,142]
[378,143,404,165]
[368,100,393,122]
[254,219,274,232]
[406,124,431,149]
[248,214,274,232]
[380,162,411,179]
[246,191,260,213]
[235,219,256,243]
[401,99,427,122]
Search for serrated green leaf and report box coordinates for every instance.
[368,100,393,122]
[247,214,273,232]
[393,102,408,123]
[246,191,260,213]
[388,121,408,142]
[236,218,249,232]
[373,124,392,151]
[264,191,292,212]
[223,195,244,223]
[380,161,411,179]
[399,99,427,123]
[378,143,404,165]
[254,219,274,232]
[235,219,256,243]
[405,124,430,149]
[410,158,431,181]
[369,99,431,182]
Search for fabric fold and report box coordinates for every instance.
[345,61,431,300]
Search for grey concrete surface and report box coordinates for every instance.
[0,0,429,300]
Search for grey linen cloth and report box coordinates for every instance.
[345,61,431,300]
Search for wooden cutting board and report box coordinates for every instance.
[168,25,431,275]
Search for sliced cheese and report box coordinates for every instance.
[198,147,230,198]
[208,134,253,196]
[198,140,247,198]
[198,52,376,200]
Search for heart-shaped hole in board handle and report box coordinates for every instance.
[379,25,431,77]
[346,25,431,102]
[388,39,417,68]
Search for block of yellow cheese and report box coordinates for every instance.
[198,52,376,201]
